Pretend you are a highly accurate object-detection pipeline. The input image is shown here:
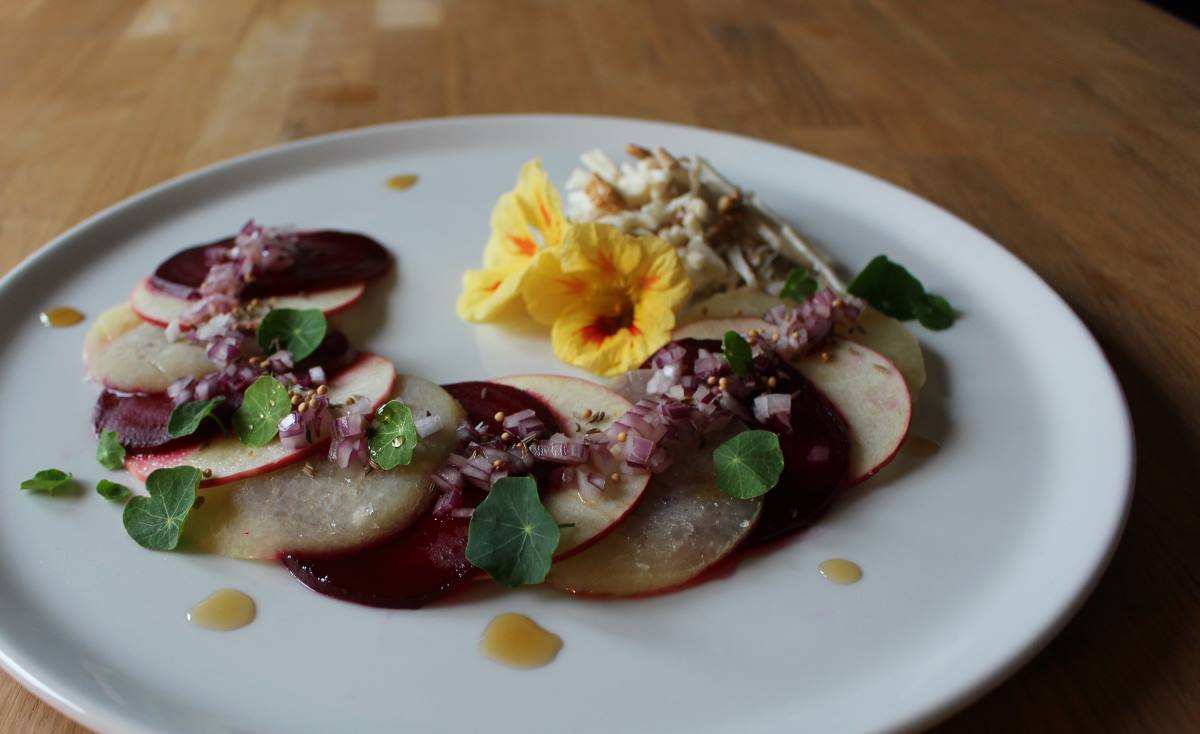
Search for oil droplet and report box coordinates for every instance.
[39,306,85,328]
[818,558,862,585]
[386,174,419,191]
[480,613,563,669]
[904,434,941,458]
[187,589,256,631]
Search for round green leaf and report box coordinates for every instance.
[168,396,226,438]
[122,466,201,550]
[367,400,419,470]
[466,476,560,587]
[257,308,327,361]
[713,430,785,499]
[233,376,291,446]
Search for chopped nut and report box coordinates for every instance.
[820,351,832,362]
[767,376,778,389]
[494,411,505,423]
[585,173,625,213]
[316,385,328,395]
[625,143,652,159]
[302,462,316,478]
[202,468,213,478]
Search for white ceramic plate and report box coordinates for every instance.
[0,116,1132,734]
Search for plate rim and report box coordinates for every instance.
[0,113,1135,734]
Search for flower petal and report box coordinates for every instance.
[514,159,565,248]
[483,193,541,268]
[522,250,593,326]
[456,265,525,322]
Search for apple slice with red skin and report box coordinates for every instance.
[546,423,763,597]
[672,318,912,485]
[490,374,653,559]
[182,374,463,559]
[84,303,215,392]
[131,277,366,328]
[125,353,396,486]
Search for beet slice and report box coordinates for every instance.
[150,230,392,299]
[283,514,473,609]
[93,330,353,454]
[643,338,852,545]
[279,380,563,609]
[93,391,198,452]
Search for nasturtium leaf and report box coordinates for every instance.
[233,376,291,446]
[466,476,560,587]
[713,430,785,499]
[849,255,925,321]
[915,293,955,330]
[849,255,956,330]
[122,466,201,551]
[96,430,126,470]
[96,479,131,502]
[257,308,326,361]
[20,469,73,493]
[723,330,753,376]
[780,267,819,302]
[168,396,226,438]
[367,400,419,470]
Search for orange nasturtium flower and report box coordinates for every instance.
[456,159,565,322]
[522,223,691,377]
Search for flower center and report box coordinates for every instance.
[580,303,639,344]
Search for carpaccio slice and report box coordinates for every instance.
[93,331,353,453]
[150,230,392,299]
[645,338,851,546]
[281,381,562,609]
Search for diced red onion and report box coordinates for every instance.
[753,393,792,431]
[414,414,444,438]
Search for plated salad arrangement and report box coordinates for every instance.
[30,145,953,622]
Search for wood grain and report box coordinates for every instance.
[1,0,1198,731]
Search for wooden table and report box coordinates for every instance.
[2,1,1198,731]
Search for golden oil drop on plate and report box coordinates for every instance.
[39,306,85,328]
[187,589,256,631]
[480,613,563,669]
[386,174,419,191]
[818,558,863,585]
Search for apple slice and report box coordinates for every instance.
[672,318,912,485]
[546,424,763,596]
[83,303,214,392]
[676,298,926,398]
[125,353,396,485]
[131,277,366,328]
[182,374,464,559]
[678,287,784,326]
[490,374,653,559]
[853,306,925,397]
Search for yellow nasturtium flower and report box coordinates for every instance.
[457,159,565,322]
[522,223,691,376]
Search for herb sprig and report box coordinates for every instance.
[849,255,955,330]
[780,267,819,302]
[168,396,226,438]
[20,469,74,494]
[722,330,753,376]
[96,430,126,470]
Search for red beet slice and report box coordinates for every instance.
[150,230,392,299]
[279,381,564,609]
[93,391,200,452]
[283,514,473,609]
[644,338,852,545]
